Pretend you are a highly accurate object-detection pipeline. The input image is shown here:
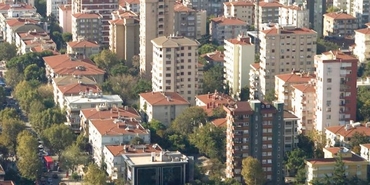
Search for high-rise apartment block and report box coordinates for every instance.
[223,1,254,24]
[139,0,175,79]
[109,10,139,61]
[47,0,69,17]
[250,24,317,100]
[224,100,285,185]
[279,2,309,28]
[255,0,282,30]
[71,12,102,43]
[58,4,72,33]
[173,3,207,40]
[314,50,357,131]
[306,0,326,36]
[353,24,370,63]
[151,35,199,104]
[182,0,225,16]
[223,34,254,99]
[71,0,119,45]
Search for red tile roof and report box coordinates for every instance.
[6,18,38,27]
[261,27,316,35]
[58,4,71,11]
[276,72,315,83]
[123,0,140,4]
[259,0,282,8]
[326,124,370,138]
[90,118,148,136]
[283,110,298,119]
[211,17,247,26]
[80,106,140,120]
[174,3,195,12]
[57,83,99,95]
[291,83,315,93]
[105,144,162,156]
[355,28,370,35]
[72,13,101,19]
[324,12,356,20]
[231,1,254,6]
[196,92,232,105]
[139,92,189,106]
[0,181,15,185]
[212,118,227,127]
[321,50,358,61]
[43,54,105,76]
[226,38,252,45]
[67,40,99,48]
[201,51,225,63]
[251,63,260,70]
[360,143,370,149]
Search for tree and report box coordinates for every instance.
[83,163,107,185]
[34,0,46,17]
[327,6,340,13]
[350,132,370,148]
[198,44,217,55]
[62,32,73,42]
[113,178,126,185]
[103,74,138,104]
[14,80,41,113]
[331,155,348,185]
[171,106,208,135]
[201,158,225,181]
[317,39,339,54]
[264,90,276,103]
[189,123,225,160]
[24,64,46,82]
[211,106,226,119]
[16,130,42,180]
[295,167,307,184]
[0,87,7,109]
[297,134,315,158]
[202,65,224,94]
[239,86,250,101]
[130,137,144,145]
[92,50,121,71]
[42,124,74,157]
[30,108,66,134]
[357,86,370,121]
[307,130,326,158]
[52,31,64,50]
[0,42,17,61]
[1,119,26,154]
[4,68,24,87]
[132,79,152,98]
[0,108,20,124]
[60,144,89,173]
[285,149,307,175]
[241,156,265,185]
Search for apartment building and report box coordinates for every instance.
[72,12,103,43]
[275,71,315,111]
[201,50,225,66]
[58,4,72,33]
[47,0,68,17]
[291,82,316,133]
[353,24,370,63]
[325,122,370,147]
[223,1,254,24]
[360,143,370,161]
[323,12,358,37]
[314,50,357,131]
[283,110,299,152]
[151,35,199,104]
[139,0,175,79]
[182,0,226,16]
[195,91,232,116]
[109,10,139,61]
[224,34,254,99]
[88,118,150,165]
[278,3,309,28]
[139,92,190,126]
[306,147,368,184]
[224,100,285,184]
[255,0,282,30]
[16,29,56,54]
[333,0,348,10]
[122,151,192,185]
[66,40,100,57]
[209,17,248,44]
[250,24,317,100]
[102,144,163,179]
[173,3,207,39]
[43,54,106,83]
[349,0,370,28]
[119,0,140,13]
[249,63,261,100]
[306,0,325,36]
[71,0,119,45]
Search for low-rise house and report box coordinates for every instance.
[306,147,367,184]
[209,17,248,44]
[80,106,140,134]
[88,118,150,165]
[195,91,232,116]
[102,144,162,179]
[325,121,370,147]
[139,92,190,126]
[211,118,227,127]
[323,12,358,37]
[66,40,100,58]
[200,50,225,66]
[43,54,105,83]
[122,151,193,185]
[16,29,56,54]
[64,94,123,133]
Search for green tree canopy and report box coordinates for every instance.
[0,108,20,124]
[35,0,46,17]
[14,80,41,112]
[16,130,42,180]
[357,86,370,121]
[317,39,339,54]
[350,132,370,148]
[41,124,74,157]
[198,44,217,54]
[60,144,89,173]
[92,50,122,71]
[1,119,26,154]
[241,156,265,185]
[30,108,66,134]
[171,106,208,135]
[331,155,348,185]
[211,106,226,119]
[327,6,340,13]
[202,65,224,94]
[130,137,145,145]
[189,123,225,161]
[24,64,46,82]
[239,86,250,101]
[285,149,308,175]
[0,42,17,61]
[62,32,73,42]
[83,163,107,185]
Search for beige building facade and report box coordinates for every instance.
[72,12,103,43]
[323,12,358,37]
[223,1,254,24]
[278,3,309,28]
[58,4,72,33]
[353,24,370,63]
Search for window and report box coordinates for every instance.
[327,78,332,83]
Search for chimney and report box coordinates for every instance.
[306,71,310,77]
[124,106,128,110]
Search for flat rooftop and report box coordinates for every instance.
[124,151,189,166]
[65,94,123,104]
